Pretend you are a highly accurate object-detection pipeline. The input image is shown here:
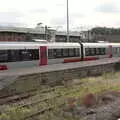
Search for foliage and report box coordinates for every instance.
[91,27,120,35]
[0,107,30,120]
[0,72,120,120]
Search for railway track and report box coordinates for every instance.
[20,88,81,120]
[0,85,82,120]
[0,89,37,105]
[18,94,60,109]
[24,106,54,120]
[0,92,35,105]
[0,86,62,105]
[0,88,37,99]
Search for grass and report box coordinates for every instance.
[0,71,120,120]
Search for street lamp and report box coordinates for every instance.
[45,25,47,40]
[67,0,69,42]
[45,26,52,41]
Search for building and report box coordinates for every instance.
[56,31,81,42]
[0,26,92,43]
[0,26,56,42]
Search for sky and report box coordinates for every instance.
[0,0,120,30]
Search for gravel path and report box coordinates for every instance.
[84,100,120,120]
[81,92,120,120]
[65,91,120,120]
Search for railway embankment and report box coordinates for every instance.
[0,71,120,120]
[0,58,120,96]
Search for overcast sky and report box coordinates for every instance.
[0,0,120,30]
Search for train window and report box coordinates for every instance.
[88,48,91,55]
[48,49,62,59]
[88,48,92,56]
[91,48,95,56]
[116,48,117,53]
[116,48,119,54]
[113,48,117,54]
[119,48,120,53]
[63,49,69,57]
[85,48,89,56]
[0,49,39,63]
[28,49,39,60]
[20,49,39,61]
[53,49,57,58]
[95,48,100,55]
[100,48,106,55]
[98,48,101,54]
[85,48,106,56]
[56,49,62,58]
[19,50,30,61]
[117,48,119,53]
[93,48,96,55]
[8,50,21,62]
[99,48,102,55]
[0,50,8,63]
[69,48,75,57]
[114,48,117,53]
[48,49,54,59]
[114,48,116,53]
[75,48,80,57]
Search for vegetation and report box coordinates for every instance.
[91,27,120,35]
[0,72,120,120]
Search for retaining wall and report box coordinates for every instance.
[0,58,120,96]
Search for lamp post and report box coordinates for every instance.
[45,25,47,40]
[45,26,53,42]
[67,0,69,42]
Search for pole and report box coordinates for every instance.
[45,25,47,40]
[88,30,89,42]
[67,0,69,42]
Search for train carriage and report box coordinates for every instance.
[47,43,81,64]
[0,42,81,70]
[82,43,111,60]
[0,42,42,69]
[110,43,120,57]
[0,42,120,71]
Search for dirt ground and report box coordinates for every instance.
[63,91,120,120]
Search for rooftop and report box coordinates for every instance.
[0,26,81,36]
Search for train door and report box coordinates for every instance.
[109,45,112,58]
[39,46,48,66]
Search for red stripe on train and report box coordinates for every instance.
[83,57,99,61]
[63,57,98,63]
[63,58,81,63]
[0,65,8,70]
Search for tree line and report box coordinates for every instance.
[91,27,120,35]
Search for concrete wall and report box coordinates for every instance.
[0,61,119,97]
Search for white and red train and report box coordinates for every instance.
[0,42,120,70]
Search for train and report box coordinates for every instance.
[0,42,120,70]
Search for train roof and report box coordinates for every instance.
[46,42,80,48]
[82,42,110,47]
[0,42,80,49]
[0,42,120,50]
[109,43,120,47]
[0,42,44,49]
[0,42,80,46]
[0,42,79,45]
